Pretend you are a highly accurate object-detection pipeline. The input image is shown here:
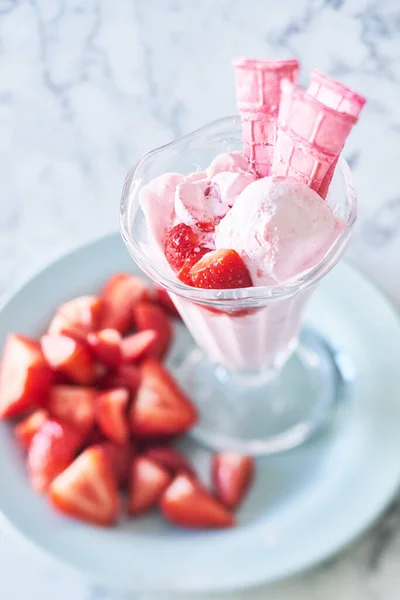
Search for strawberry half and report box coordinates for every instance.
[160,474,235,529]
[189,249,253,289]
[129,456,170,515]
[130,359,198,438]
[0,334,52,419]
[144,446,196,478]
[27,419,82,493]
[100,273,151,333]
[153,286,180,319]
[164,224,208,272]
[48,385,96,435]
[48,296,102,340]
[121,330,158,363]
[101,364,141,394]
[212,452,254,510]
[15,409,49,450]
[97,441,133,488]
[95,388,129,444]
[132,302,172,360]
[87,328,122,369]
[49,446,120,526]
[41,334,96,385]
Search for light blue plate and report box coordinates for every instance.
[0,233,400,594]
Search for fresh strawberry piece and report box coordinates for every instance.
[144,446,196,478]
[49,446,120,526]
[98,441,132,488]
[87,328,122,369]
[130,359,198,438]
[15,409,49,450]
[0,334,52,419]
[121,330,158,363]
[48,296,102,340]
[101,364,141,394]
[164,224,208,272]
[41,335,96,385]
[153,286,180,319]
[96,388,129,444]
[27,419,82,493]
[189,249,253,289]
[48,385,95,434]
[177,260,195,285]
[129,456,170,515]
[212,452,254,510]
[83,425,107,447]
[100,273,151,333]
[132,302,172,360]
[160,474,235,529]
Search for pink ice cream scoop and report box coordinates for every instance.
[215,176,342,285]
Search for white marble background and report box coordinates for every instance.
[1,0,400,598]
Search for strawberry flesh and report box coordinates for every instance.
[189,249,253,289]
[129,456,170,515]
[48,385,96,435]
[121,330,159,363]
[144,446,196,478]
[15,409,49,450]
[95,388,129,444]
[100,273,151,333]
[132,302,172,360]
[87,328,122,369]
[212,452,254,510]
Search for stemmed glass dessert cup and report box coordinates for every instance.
[120,116,357,456]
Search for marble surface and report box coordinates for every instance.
[1,0,400,598]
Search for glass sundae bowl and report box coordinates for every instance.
[120,116,357,456]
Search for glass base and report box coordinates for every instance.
[176,329,354,456]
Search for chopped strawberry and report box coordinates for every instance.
[0,334,52,419]
[129,456,170,515]
[212,452,254,510]
[101,364,141,394]
[100,273,151,333]
[130,359,198,438]
[41,335,96,386]
[164,224,208,272]
[15,409,49,450]
[49,446,120,526]
[144,446,196,478]
[121,330,158,363]
[27,419,82,493]
[160,474,235,529]
[189,249,253,289]
[48,385,95,434]
[153,286,180,319]
[95,388,129,444]
[83,425,107,447]
[87,329,122,369]
[132,302,172,359]
[98,441,133,488]
[48,296,102,340]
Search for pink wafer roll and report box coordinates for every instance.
[233,58,300,177]
[272,80,357,191]
[307,70,366,198]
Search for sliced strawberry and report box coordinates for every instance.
[98,441,133,488]
[48,296,102,340]
[41,335,96,385]
[189,249,253,289]
[121,330,158,363]
[160,474,235,529]
[83,425,107,447]
[129,456,170,515]
[48,385,96,434]
[87,328,122,369]
[164,224,208,272]
[132,302,172,360]
[100,273,151,333]
[144,446,196,478]
[153,286,180,319]
[101,364,141,394]
[15,409,49,450]
[0,334,52,419]
[49,446,120,526]
[95,388,129,444]
[130,359,197,438]
[212,452,254,510]
[27,419,82,493]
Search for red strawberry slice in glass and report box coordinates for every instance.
[49,446,120,526]
[212,452,255,510]
[189,249,253,289]
[160,474,235,529]
[129,456,171,515]
[164,223,208,272]
[0,334,52,419]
